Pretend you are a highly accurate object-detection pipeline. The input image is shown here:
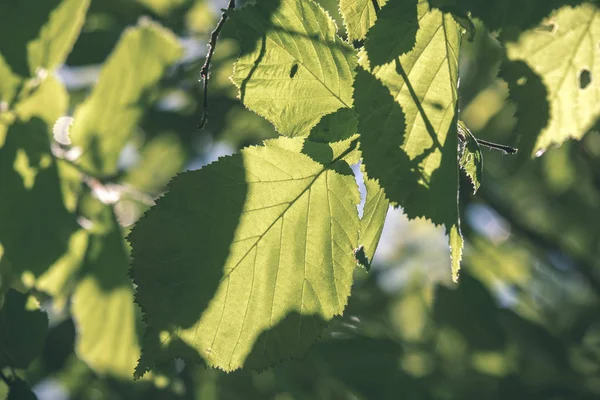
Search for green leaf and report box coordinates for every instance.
[339,0,387,42]
[0,0,90,101]
[0,289,48,369]
[358,165,389,265]
[129,137,360,374]
[230,0,357,137]
[354,2,463,281]
[505,4,600,155]
[364,0,419,66]
[0,77,78,279]
[71,196,141,379]
[70,20,182,176]
[458,120,483,193]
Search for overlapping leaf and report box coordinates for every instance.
[70,20,182,176]
[358,165,389,265]
[354,1,464,280]
[339,0,388,42]
[129,137,360,374]
[230,0,357,137]
[505,4,600,155]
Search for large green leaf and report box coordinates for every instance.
[0,289,48,369]
[230,0,357,137]
[129,137,360,374]
[505,4,600,155]
[0,77,78,279]
[339,0,388,42]
[71,196,141,379]
[355,1,463,281]
[70,20,182,176]
[0,0,89,101]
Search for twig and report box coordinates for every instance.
[371,0,380,13]
[198,0,236,130]
[476,138,518,154]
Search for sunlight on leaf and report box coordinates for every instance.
[355,0,463,280]
[506,4,600,155]
[230,0,357,137]
[129,137,360,374]
[339,0,388,42]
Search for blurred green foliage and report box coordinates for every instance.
[0,0,599,399]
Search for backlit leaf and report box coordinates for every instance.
[355,1,463,281]
[505,4,600,155]
[358,165,389,264]
[230,0,357,137]
[129,137,360,374]
[339,0,388,42]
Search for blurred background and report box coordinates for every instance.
[2,0,600,399]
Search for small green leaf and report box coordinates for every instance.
[129,137,360,374]
[339,0,388,42]
[230,0,357,137]
[505,4,600,155]
[70,20,182,176]
[71,196,141,379]
[458,121,483,193]
[358,165,389,264]
[0,289,48,369]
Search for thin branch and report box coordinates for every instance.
[371,0,381,13]
[476,138,518,155]
[198,0,236,130]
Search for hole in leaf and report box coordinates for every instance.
[516,77,527,86]
[579,68,592,89]
[289,63,298,78]
[538,22,557,33]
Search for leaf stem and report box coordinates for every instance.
[198,0,236,130]
[475,138,518,155]
[371,0,380,13]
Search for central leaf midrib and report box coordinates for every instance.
[219,142,357,283]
